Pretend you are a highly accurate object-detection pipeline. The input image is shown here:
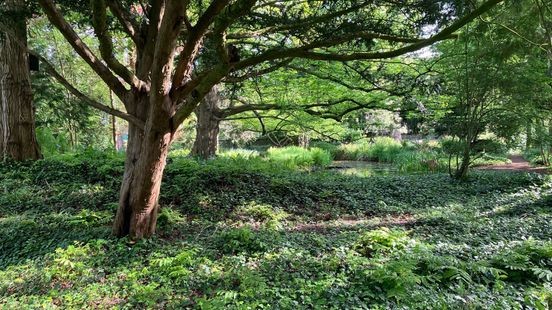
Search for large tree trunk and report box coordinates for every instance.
[0,0,41,161]
[112,96,174,239]
[191,87,221,159]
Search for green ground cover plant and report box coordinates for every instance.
[1,152,550,308]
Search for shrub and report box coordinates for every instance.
[232,202,289,229]
[353,228,414,258]
[310,141,340,157]
[393,150,446,173]
[215,227,267,255]
[491,239,552,283]
[310,147,333,167]
[337,137,403,162]
[156,207,186,230]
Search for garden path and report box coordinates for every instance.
[478,155,550,174]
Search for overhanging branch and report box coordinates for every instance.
[37,0,130,103]
[234,0,504,69]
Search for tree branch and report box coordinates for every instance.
[137,0,165,79]
[172,0,231,87]
[37,0,130,103]
[220,97,393,122]
[234,0,504,69]
[227,1,372,39]
[106,0,142,47]
[224,59,293,83]
[91,0,146,90]
[149,0,189,109]
[30,49,145,128]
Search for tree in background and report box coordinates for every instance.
[0,0,41,160]
[432,0,552,179]
[190,56,447,158]
[30,16,121,153]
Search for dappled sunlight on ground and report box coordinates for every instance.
[1,156,551,308]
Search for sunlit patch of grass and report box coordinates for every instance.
[219,148,260,159]
[266,146,332,168]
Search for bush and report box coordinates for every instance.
[491,239,552,283]
[393,150,447,173]
[219,149,260,159]
[215,227,267,255]
[310,141,340,158]
[353,228,414,258]
[232,202,289,229]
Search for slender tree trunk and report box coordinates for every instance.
[109,91,117,150]
[68,123,75,149]
[454,139,472,180]
[0,0,41,161]
[543,119,552,166]
[526,121,532,151]
[191,87,221,159]
[455,149,471,180]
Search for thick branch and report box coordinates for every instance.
[106,0,142,47]
[172,0,231,87]
[149,0,188,108]
[173,64,231,124]
[137,0,165,79]
[91,0,145,90]
[37,0,129,102]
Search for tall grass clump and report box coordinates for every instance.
[370,137,404,162]
[266,146,332,168]
[337,137,404,162]
[310,141,340,158]
[393,150,447,173]
[334,137,449,173]
[219,149,260,160]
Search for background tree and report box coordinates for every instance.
[0,0,41,160]
[430,0,552,179]
[29,16,126,153]
[190,56,448,158]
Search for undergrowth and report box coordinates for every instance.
[0,151,550,308]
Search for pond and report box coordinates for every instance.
[327,161,400,177]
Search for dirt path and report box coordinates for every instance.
[478,155,550,174]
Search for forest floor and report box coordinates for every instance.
[478,155,551,174]
[1,154,551,308]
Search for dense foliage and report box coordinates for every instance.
[1,153,551,308]
[1,0,551,307]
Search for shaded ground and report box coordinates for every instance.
[479,155,550,174]
[1,155,551,308]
